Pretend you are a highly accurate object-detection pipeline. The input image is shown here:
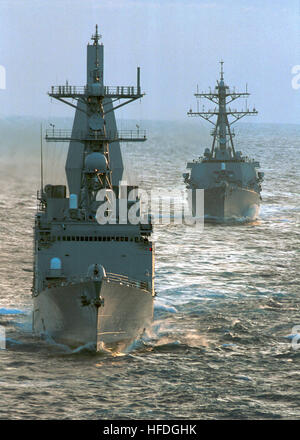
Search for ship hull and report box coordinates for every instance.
[33,279,153,352]
[192,185,260,222]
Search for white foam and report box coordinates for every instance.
[154,302,177,314]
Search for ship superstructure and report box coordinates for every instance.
[183,62,264,221]
[32,26,154,351]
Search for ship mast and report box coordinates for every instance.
[45,25,146,218]
[188,61,257,160]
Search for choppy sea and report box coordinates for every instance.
[0,119,299,419]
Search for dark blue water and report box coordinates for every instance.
[0,121,299,419]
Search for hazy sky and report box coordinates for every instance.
[1,0,300,123]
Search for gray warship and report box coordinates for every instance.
[32,26,154,352]
[183,62,264,222]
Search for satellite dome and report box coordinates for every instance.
[85,153,107,173]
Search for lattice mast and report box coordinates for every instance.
[188,61,257,158]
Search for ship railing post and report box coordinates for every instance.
[137,66,141,95]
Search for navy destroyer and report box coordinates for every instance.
[32,26,154,351]
[183,62,264,222]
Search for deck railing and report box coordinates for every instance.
[49,85,142,97]
[37,271,151,294]
[45,129,146,142]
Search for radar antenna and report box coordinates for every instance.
[187,61,258,158]
[91,24,101,45]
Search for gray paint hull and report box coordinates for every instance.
[33,279,153,351]
[194,186,260,222]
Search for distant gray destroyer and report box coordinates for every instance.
[32,26,154,351]
[183,62,264,222]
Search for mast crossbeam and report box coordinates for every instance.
[49,85,144,99]
[45,129,147,143]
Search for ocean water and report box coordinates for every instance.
[0,119,299,419]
